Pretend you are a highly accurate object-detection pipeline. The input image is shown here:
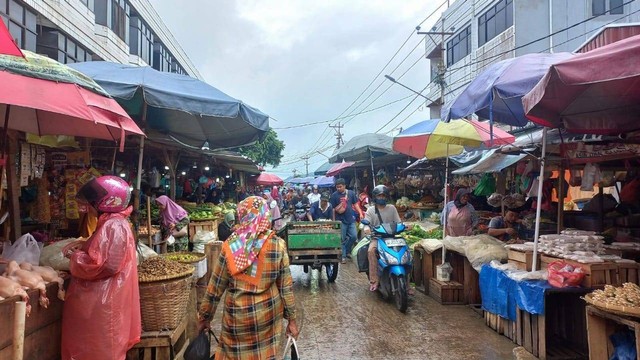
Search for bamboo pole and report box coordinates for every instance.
[147,195,152,248]
[13,301,26,360]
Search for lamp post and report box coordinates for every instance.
[384,75,437,103]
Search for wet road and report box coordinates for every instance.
[287,260,515,360]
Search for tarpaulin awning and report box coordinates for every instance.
[523,34,640,134]
[69,61,269,149]
[314,161,337,176]
[329,133,398,163]
[309,176,335,188]
[452,149,528,175]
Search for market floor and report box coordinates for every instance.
[287,260,515,360]
[207,259,516,360]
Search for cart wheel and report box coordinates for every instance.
[325,262,339,283]
[303,265,309,273]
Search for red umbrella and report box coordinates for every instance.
[523,34,640,134]
[326,161,356,177]
[0,50,143,151]
[255,172,283,186]
[0,19,24,58]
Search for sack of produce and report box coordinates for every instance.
[351,237,370,273]
[547,260,585,288]
[39,238,84,271]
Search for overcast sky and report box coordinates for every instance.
[152,1,447,177]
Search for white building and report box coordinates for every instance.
[1,0,201,79]
[424,0,640,120]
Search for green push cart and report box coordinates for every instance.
[281,221,342,283]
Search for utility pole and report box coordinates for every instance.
[329,122,344,149]
[417,20,454,107]
[301,155,310,176]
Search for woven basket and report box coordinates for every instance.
[583,294,640,318]
[161,251,206,264]
[139,274,193,331]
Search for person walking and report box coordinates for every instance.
[330,178,359,263]
[197,196,298,359]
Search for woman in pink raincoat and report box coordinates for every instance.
[61,176,141,360]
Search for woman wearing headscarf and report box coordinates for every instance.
[271,186,282,209]
[441,188,478,237]
[198,196,299,359]
[262,191,284,231]
[155,195,190,252]
[217,212,236,242]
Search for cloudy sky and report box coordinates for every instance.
[153,1,447,177]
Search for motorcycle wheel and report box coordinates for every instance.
[393,275,408,313]
[325,262,339,283]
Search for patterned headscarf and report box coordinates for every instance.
[223,196,273,282]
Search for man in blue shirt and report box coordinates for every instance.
[307,192,333,221]
[330,178,359,263]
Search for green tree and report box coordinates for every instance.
[238,129,285,167]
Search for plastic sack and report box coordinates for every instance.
[474,174,496,197]
[184,330,210,360]
[167,235,176,245]
[351,237,370,273]
[61,212,141,360]
[610,331,637,360]
[547,261,585,288]
[2,233,42,266]
[40,238,84,271]
[136,241,158,265]
[192,230,216,253]
[282,335,300,360]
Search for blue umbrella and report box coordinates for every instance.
[441,52,573,127]
[69,61,269,149]
[309,176,335,188]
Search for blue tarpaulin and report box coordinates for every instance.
[69,61,269,149]
[480,265,552,321]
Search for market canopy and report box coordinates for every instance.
[287,176,314,184]
[69,61,269,149]
[328,133,399,163]
[0,51,143,150]
[314,161,337,176]
[441,52,573,127]
[523,34,640,134]
[309,176,335,188]
[326,161,356,176]
[452,149,529,175]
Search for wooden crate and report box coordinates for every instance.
[0,282,64,360]
[447,251,481,305]
[484,311,516,341]
[421,248,442,295]
[616,262,640,285]
[412,247,425,292]
[508,249,537,271]
[428,278,464,305]
[586,305,640,360]
[188,220,219,241]
[126,317,189,360]
[508,259,528,271]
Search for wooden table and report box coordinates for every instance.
[586,305,640,360]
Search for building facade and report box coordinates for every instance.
[425,0,640,119]
[0,0,201,79]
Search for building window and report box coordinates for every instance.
[478,0,513,47]
[592,0,624,15]
[129,14,154,65]
[37,26,93,64]
[153,42,172,72]
[79,0,94,12]
[95,0,129,43]
[0,0,37,51]
[446,26,471,66]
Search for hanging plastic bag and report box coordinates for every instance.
[2,233,42,266]
[282,335,300,360]
[184,330,211,360]
[569,168,582,187]
[473,174,496,197]
[166,235,176,245]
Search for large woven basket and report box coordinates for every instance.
[139,274,193,331]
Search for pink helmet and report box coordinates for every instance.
[78,175,131,213]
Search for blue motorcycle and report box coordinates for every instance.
[361,219,412,312]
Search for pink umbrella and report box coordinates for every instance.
[255,172,283,186]
[0,19,24,58]
[326,161,356,177]
[523,33,640,134]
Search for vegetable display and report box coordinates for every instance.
[590,283,640,307]
[402,225,443,246]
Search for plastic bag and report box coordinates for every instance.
[135,242,158,265]
[184,330,210,360]
[192,231,216,253]
[547,261,585,288]
[167,235,176,245]
[2,233,42,266]
[610,331,637,360]
[282,335,300,360]
[351,237,370,273]
[569,169,582,187]
[474,174,496,197]
[39,238,83,271]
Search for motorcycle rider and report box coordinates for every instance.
[289,188,310,221]
[307,185,321,205]
[362,185,401,292]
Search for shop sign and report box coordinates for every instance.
[561,142,640,164]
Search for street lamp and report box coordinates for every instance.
[384,75,437,103]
